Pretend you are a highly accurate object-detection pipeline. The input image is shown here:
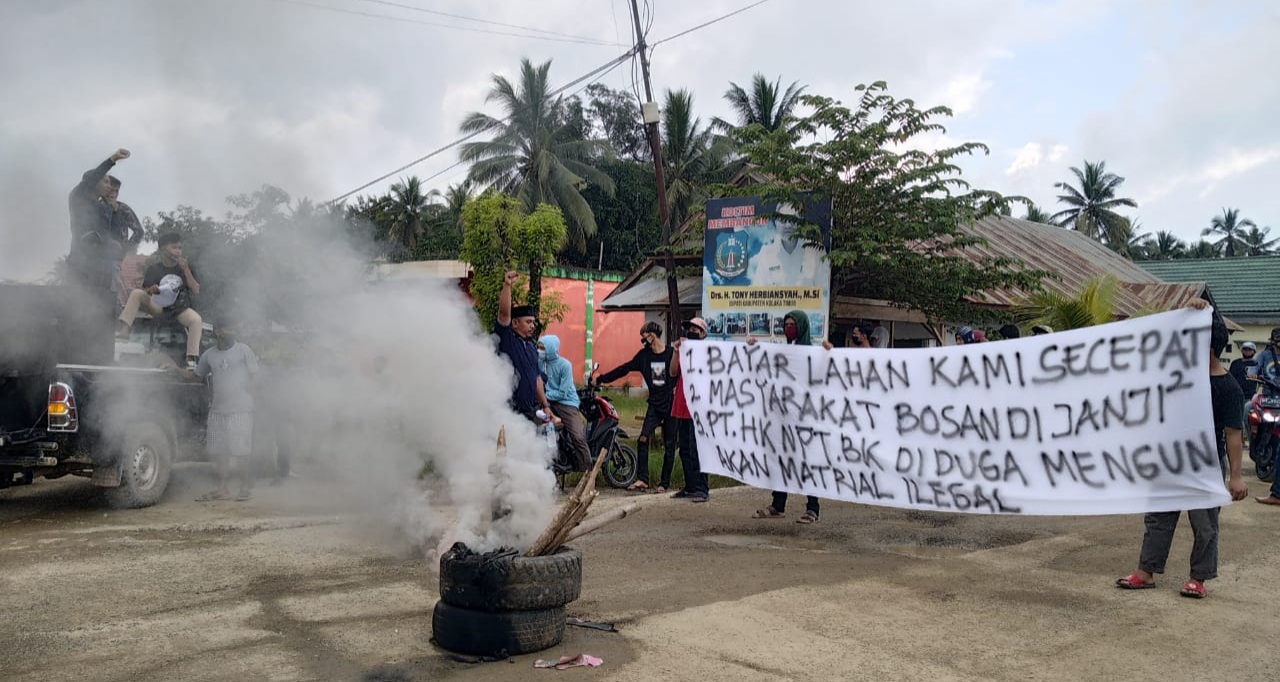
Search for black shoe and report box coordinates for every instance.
[671,490,693,499]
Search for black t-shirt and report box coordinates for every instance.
[142,261,194,313]
[1228,358,1257,394]
[496,321,540,416]
[1210,372,1245,461]
[598,345,676,412]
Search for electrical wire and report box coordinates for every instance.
[266,0,614,45]
[650,0,772,47]
[327,0,776,205]
[354,0,618,45]
[324,49,637,205]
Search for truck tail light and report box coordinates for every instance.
[48,382,78,432]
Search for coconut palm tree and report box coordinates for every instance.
[712,73,806,133]
[1017,275,1121,331]
[459,59,615,253]
[1050,160,1138,245]
[1203,207,1257,257]
[1022,204,1053,224]
[1111,218,1151,260]
[662,89,736,229]
[386,176,439,256]
[1188,239,1218,259]
[1242,224,1279,256]
[1142,230,1187,261]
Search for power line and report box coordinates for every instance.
[355,0,617,45]
[324,49,637,205]
[651,0,772,46]
[267,0,614,45]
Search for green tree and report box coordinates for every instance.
[734,82,1045,324]
[568,158,661,271]
[582,83,649,162]
[1109,218,1150,260]
[1242,224,1279,256]
[1188,239,1218,259]
[662,88,736,230]
[1050,160,1137,245]
[384,176,438,259]
[460,58,615,253]
[1141,230,1187,261]
[460,193,568,330]
[1202,207,1256,257]
[1017,275,1121,331]
[714,73,806,133]
[1022,204,1053,223]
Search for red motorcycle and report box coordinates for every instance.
[1247,375,1280,483]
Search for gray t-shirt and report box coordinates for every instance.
[196,342,259,414]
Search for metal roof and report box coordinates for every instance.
[1137,256,1280,322]
[954,216,1181,314]
[603,215,1213,321]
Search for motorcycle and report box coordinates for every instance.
[1247,375,1280,483]
[538,365,640,490]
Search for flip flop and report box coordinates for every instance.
[796,510,819,524]
[1180,579,1206,599]
[196,491,231,502]
[626,482,649,493]
[1115,572,1157,590]
[752,507,784,519]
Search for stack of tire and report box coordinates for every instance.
[432,544,583,657]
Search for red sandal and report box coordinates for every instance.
[1115,572,1156,590]
[1180,579,1206,599]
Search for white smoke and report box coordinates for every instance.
[232,215,555,556]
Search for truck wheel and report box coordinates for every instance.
[106,423,173,509]
[439,546,581,612]
[431,601,565,656]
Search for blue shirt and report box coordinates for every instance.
[497,321,540,415]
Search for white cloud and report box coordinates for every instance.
[1005,142,1070,175]
[936,72,991,116]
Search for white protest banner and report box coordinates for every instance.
[680,309,1231,515]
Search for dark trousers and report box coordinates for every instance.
[772,491,820,517]
[1139,508,1220,582]
[676,417,708,495]
[550,402,591,471]
[638,406,677,487]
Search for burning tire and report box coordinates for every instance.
[431,601,565,656]
[439,545,581,612]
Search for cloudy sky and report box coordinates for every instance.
[2,0,1277,281]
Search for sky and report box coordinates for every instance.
[1,0,1277,281]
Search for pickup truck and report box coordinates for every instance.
[0,283,214,508]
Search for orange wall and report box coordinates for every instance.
[541,278,645,387]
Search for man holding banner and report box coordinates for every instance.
[1115,311,1249,599]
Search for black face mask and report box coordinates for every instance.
[641,337,651,348]
[685,330,703,340]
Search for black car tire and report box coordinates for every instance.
[106,422,172,509]
[431,601,565,657]
[439,546,580,612]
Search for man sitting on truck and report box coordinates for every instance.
[116,233,204,369]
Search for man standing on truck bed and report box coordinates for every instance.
[116,233,204,369]
[67,148,132,365]
[193,318,259,502]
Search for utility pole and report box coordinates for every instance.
[628,0,683,341]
